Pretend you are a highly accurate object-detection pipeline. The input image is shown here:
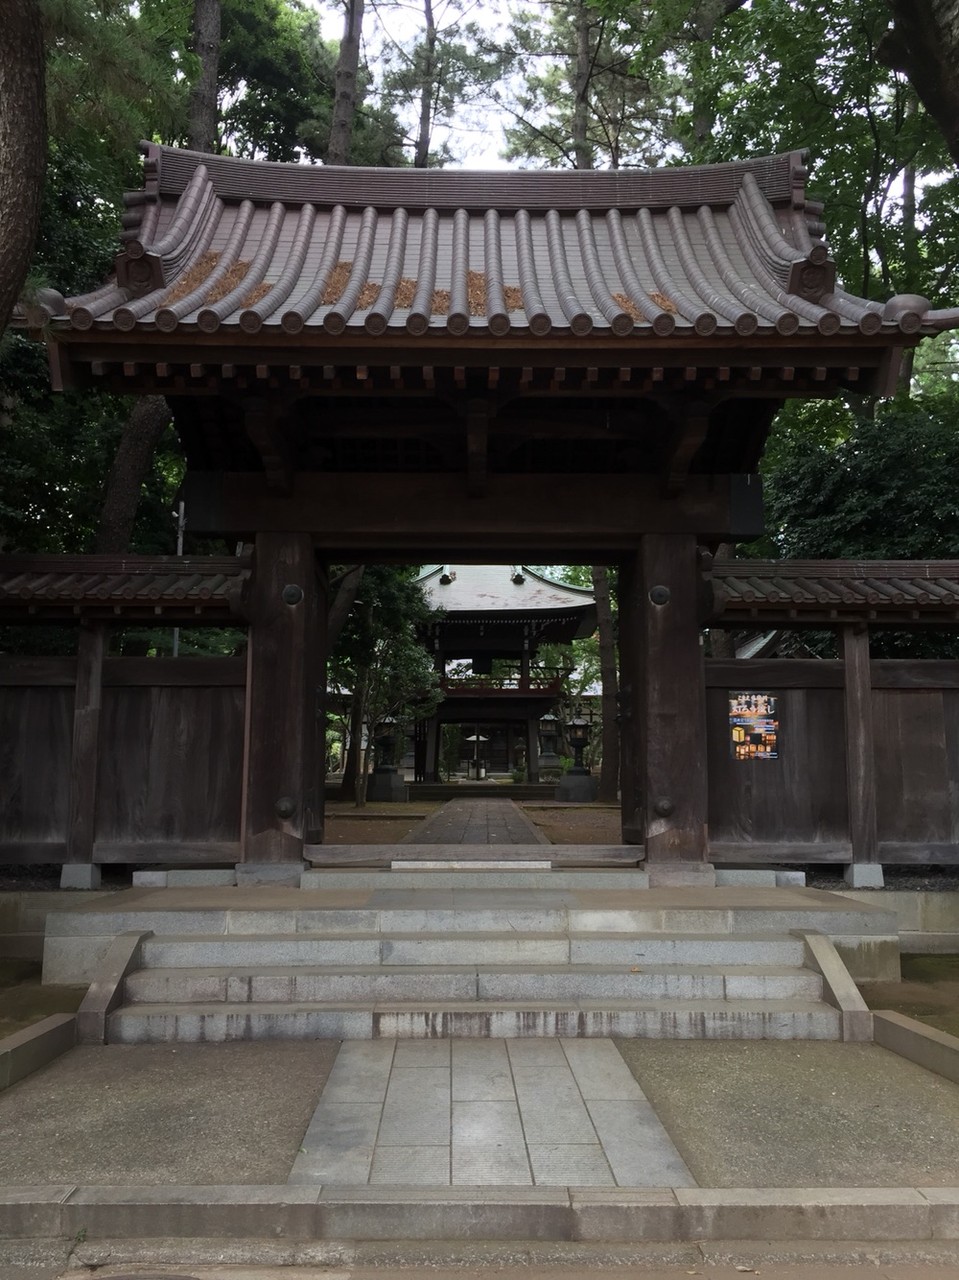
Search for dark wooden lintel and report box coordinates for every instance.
[183,470,763,552]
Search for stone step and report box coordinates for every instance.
[123,961,823,1005]
[139,931,808,969]
[106,997,841,1043]
[301,869,652,889]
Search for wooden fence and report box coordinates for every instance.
[0,655,245,864]
[2,652,958,865]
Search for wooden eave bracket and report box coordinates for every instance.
[465,399,490,499]
[242,400,295,494]
[659,401,712,498]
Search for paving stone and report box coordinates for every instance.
[393,1040,450,1067]
[321,1040,395,1102]
[560,1038,646,1101]
[586,1099,695,1187]
[288,1101,383,1184]
[369,1145,450,1185]
[527,1143,615,1185]
[452,1041,513,1100]
[378,1067,451,1145]
[453,1099,525,1146]
[452,1143,532,1185]
[512,1066,597,1144]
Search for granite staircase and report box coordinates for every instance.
[86,874,849,1043]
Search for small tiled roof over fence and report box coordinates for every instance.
[709,560,959,626]
[2,554,958,628]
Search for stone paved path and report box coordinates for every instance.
[288,1038,694,1187]
[401,799,550,846]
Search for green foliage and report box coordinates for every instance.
[42,0,186,184]
[139,0,405,163]
[764,393,959,562]
[502,2,679,168]
[0,331,181,556]
[666,0,959,303]
[330,565,441,734]
[759,388,959,656]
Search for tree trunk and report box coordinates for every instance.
[414,0,438,168]
[188,0,221,152]
[339,686,364,802]
[328,565,365,649]
[880,0,959,166]
[0,0,45,335]
[572,1,592,169]
[591,565,620,803]
[328,0,365,165]
[94,396,171,553]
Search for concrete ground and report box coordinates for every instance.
[1,1036,957,1189]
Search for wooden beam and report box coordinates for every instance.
[842,623,879,864]
[182,471,765,551]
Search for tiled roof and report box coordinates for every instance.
[0,556,250,621]
[418,564,595,616]
[29,145,958,344]
[710,560,959,623]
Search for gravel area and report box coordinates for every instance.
[616,1039,959,1188]
[0,1042,339,1185]
[806,865,959,892]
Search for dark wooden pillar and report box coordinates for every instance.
[243,533,324,862]
[842,623,878,863]
[526,716,540,783]
[414,718,428,783]
[425,716,440,782]
[67,621,106,865]
[618,535,709,860]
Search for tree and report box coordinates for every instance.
[0,0,46,335]
[188,0,220,151]
[328,0,365,163]
[330,566,440,805]
[502,1,677,169]
[375,0,504,168]
[881,0,959,165]
[675,0,959,305]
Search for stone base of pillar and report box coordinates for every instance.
[646,861,716,887]
[60,864,101,890]
[235,861,306,887]
[844,863,884,889]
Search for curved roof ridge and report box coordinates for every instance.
[142,142,807,212]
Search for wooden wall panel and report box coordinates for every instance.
[0,687,73,845]
[707,684,848,844]
[873,689,955,843]
[95,685,244,843]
